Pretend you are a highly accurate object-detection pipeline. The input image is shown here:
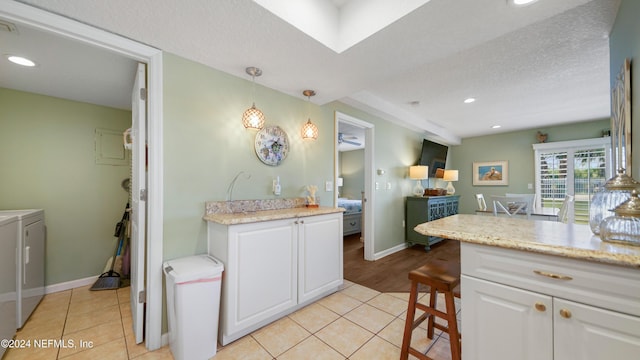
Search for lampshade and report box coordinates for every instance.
[301,90,318,140]
[242,66,265,130]
[301,119,318,140]
[444,169,458,195]
[409,165,428,180]
[443,170,459,182]
[242,103,265,129]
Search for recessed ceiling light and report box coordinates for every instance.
[463,98,476,104]
[491,125,502,129]
[510,0,538,6]
[7,55,36,67]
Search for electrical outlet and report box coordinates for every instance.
[528,183,533,190]
[375,182,380,190]
[325,181,333,191]
[386,182,391,190]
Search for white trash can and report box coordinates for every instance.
[164,254,224,360]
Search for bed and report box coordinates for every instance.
[338,198,362,236]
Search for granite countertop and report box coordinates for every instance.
[414,214,640,268]
[204,206,344,225]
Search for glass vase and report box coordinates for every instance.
[589,169,639,235]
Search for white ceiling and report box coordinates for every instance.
[3,0,620,145]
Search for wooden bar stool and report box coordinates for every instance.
[400,259,461,360]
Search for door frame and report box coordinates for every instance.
[335,111,375,261]
[1,2,164,350]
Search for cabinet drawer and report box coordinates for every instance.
[343,213,361,234]
[461,242,640,317]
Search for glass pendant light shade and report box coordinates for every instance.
[242,103,265,129]
[589,168,640,235]
[301,119,318,140]
[301,90,318,140]
[600,190,640,245]
[242,67,265,129]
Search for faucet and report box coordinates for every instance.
[227,171,251,201]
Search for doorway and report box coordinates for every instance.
[335,112,375,261]
[1,2,163,350]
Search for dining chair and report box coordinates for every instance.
[476,194,487,211]
[557,195,575,223]
[491,195,532,219]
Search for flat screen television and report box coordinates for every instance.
[418,139,449,178]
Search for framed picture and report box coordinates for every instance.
[473,161,508,186]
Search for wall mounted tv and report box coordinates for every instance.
[418,139,449,178]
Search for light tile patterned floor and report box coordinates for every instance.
[4,280,460,360]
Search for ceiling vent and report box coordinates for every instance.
[0,19,18,33]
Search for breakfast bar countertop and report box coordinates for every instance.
[414,214,640,269]
[204,206,344,225]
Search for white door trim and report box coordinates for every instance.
[0,1,164,350]
[335,111,375,261]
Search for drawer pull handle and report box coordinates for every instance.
[350,221,357,226]
[533,270,573,281]
[560,309,572,319]
[534,302,546,312]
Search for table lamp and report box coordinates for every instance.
[443,170,458,195]
[409,166,428,196]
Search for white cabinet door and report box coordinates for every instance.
[461,275,553,360]
[227,219,297,336]
[298,213,343,303]
[554,298,640,360]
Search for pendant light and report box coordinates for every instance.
[301,90,319,140]
[242,66,265,130]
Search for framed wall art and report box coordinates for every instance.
[473,160,508,186]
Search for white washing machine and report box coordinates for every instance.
[0,215,18,358]
[0,209,46,329]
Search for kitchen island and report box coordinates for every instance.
[415,214,640,360]
[205,198,344,345]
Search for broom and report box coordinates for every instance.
[91,206,128,291]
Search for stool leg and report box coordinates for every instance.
[444,292,461,360]
[427,286,437,339]
[400,280,419,360]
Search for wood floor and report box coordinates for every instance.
[343,233,460,293]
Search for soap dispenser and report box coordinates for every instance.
[273,176,281,196]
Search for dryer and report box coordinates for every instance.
[0,209,45,329]
[0,215,18,357]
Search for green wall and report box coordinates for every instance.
[449,120,610,214]
[0,88,131,284]
[162,53,428,262]
[163,53,336,260]
[609,0,639,181]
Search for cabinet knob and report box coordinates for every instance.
[294,220,299,224]
[534,302,546,312]
[560,309,572,319]
[300,220,304,224]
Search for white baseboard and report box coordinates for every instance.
[373,242,408,260]
[161,332,169,347]
[45,275,99,294]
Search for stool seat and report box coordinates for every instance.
[409,261,460,291]
[401,259,461,360]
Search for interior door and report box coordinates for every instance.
[130,62,147,344]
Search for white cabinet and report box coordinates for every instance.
[298,213,343,303]
[462,276,552,360]
[208,212,343,345]
[461,242,640,360]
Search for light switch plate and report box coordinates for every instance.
[325,181,333,191]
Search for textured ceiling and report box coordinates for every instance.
[3,0,620,144]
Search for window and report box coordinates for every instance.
[533,137,612,224]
